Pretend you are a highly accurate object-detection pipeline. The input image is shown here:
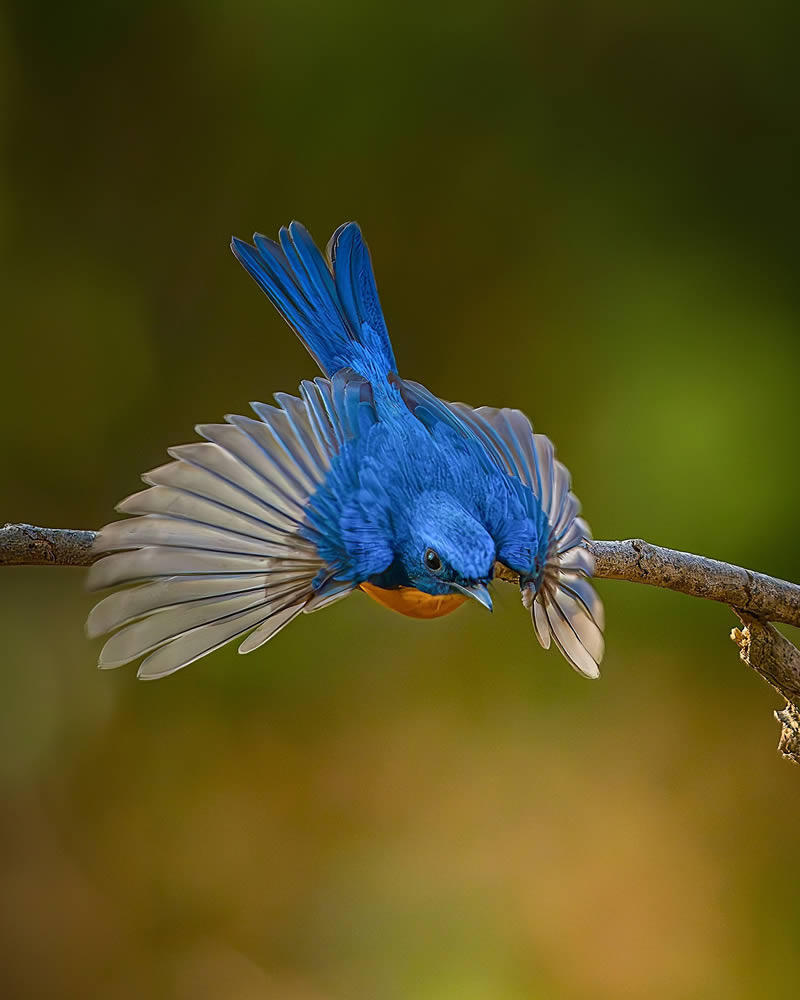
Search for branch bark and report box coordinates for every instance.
[4,523,800,764]
[589,538,800,629]
[0,523,98,567]
[731,614,800,765]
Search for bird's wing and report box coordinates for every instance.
[448,403,604,679]
[87,372,374,679]
[390,376,603,678]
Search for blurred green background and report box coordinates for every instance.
[1,1,799,997]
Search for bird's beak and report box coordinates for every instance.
[453,582,493,612]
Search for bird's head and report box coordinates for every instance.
[399,491,496,610]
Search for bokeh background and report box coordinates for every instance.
[1,1,799,997]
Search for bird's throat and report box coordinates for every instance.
[359,582,467,619]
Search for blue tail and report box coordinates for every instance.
[231,221,397,380]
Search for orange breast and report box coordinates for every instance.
[359,581,467,619]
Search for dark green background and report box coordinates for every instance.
[1,2,799,997]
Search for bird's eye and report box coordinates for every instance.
[424,548,443,573]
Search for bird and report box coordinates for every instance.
[87,222,604,680]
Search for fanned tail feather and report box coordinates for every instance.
[231,221,397,379]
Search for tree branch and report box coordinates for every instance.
[731,614,800,765]
[0,523,98,567]
[4,523,800,764]
[589,538,800,629]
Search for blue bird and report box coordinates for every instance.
[87,223,604,679]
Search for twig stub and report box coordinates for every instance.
[731,614,800,765]
[775,704,800,765]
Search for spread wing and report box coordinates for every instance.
[87,371,375,679]
[449,404,604,678]
[391,377,604,678]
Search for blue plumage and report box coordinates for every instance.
[232,222,397,381]
[88,223,604,679]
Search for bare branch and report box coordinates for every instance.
[4,523,800,764]
[590,538,800,629]
[6,526,798,628]
[0,523,98,567]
